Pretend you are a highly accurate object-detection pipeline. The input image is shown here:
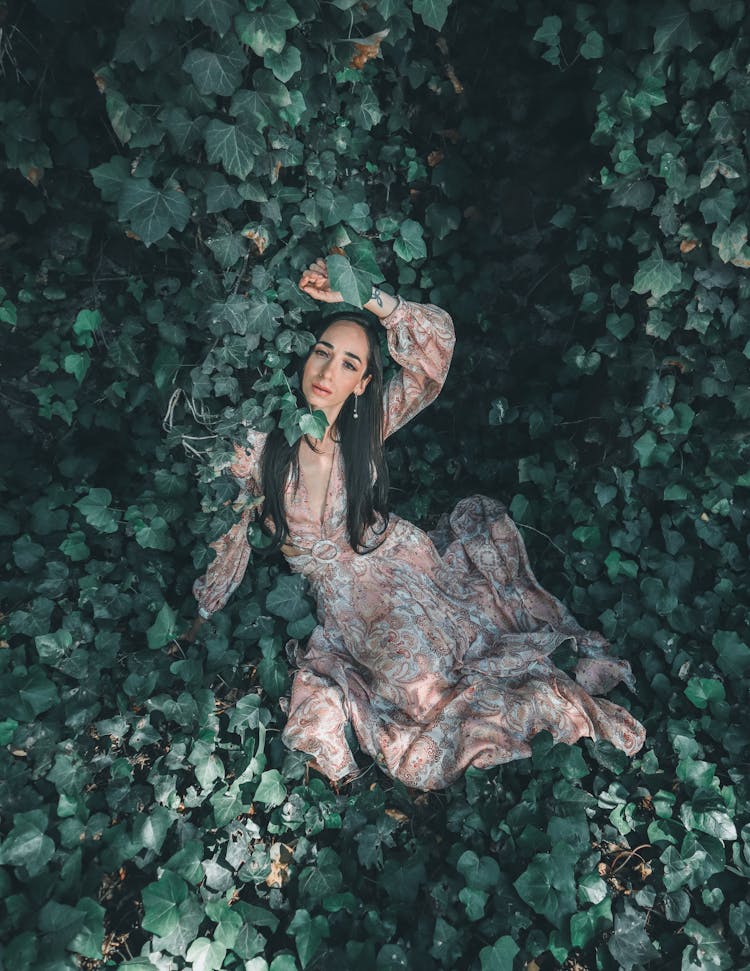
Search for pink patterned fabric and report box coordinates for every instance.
[194,299,645,790]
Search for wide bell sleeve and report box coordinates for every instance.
[381,297,455,439]
[192,429,266,619]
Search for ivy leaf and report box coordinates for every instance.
[660,832,724,891]
[680,789,737,840]
[74,488,119,533]
[682,918,734,971]
[479,936,519,971]
[141,871,189,937]
[184,0,239,36]
[265,45,302,82]
[185,938,227,971]
[207,231,247,267]
[288,909,330,969]
[326,254,372,307]
[204,120,263,179]
[230,81,282,132]
[393,219,427,262]
[425,202,461,239]
[299,410,328,440]
[0,810,55,876]
[607,900,660,969]
[63,351,91,383]
[632,246,682,299]
[314,187,353,228]
[699,188,735,225]
[456,850,501,891]
[118,178,191,246]
[183,40,246,96]
[350,85,382,131]
[266,573,310,622]
[132,806,173,853]
[90,155,130,201]
[570,897,613,949]
[298,847,343,903]
[712,219,748,263]
[160,106,207,153]
[135,516,175,550]
[580,30,604,59]
[147,602,179,649]
[653,5,700,53]
[513,848,576,928]
[413,0,451,30]
[684,677,725,710]
[257,655,289,699]
[68,899,106,961]
[699,146,745,188]
[246,297,283,339]
[254,769,287,807]
[713,630,750,678]
[235,1,299,56]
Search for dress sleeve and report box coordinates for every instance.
[192,429,265,618]
[381,297,455,439]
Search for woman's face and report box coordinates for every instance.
[301,320,372,421]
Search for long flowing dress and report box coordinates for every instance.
[194,298,646,791]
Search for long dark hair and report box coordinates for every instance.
[259,311,390,553]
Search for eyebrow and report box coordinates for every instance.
[316,339,363,364]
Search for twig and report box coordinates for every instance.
[515,521,567,558]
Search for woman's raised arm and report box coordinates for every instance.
[377,293,455,439]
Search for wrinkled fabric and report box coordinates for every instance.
[194,298,645,790]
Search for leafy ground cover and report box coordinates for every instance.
[1,0,749,968]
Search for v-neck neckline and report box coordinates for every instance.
[297,439,338,530]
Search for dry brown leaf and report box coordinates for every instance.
[25,167,44,186]
[265,842,294,888]
[680,239,698,253]
[243,227,269,254]
[445,64,464,95]
[663,358,686,372]
[94,73,107,93]
[349,29,389,70]
[265,859,289,888]
[384,808,409,824]
[427,150,444,167]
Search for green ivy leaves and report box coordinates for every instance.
[118,179,191,247]
[236,1,299,57]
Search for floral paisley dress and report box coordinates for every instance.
[194,298,646,790]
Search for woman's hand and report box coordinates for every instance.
[298,258,344,303]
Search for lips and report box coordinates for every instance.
[311,383,332,396]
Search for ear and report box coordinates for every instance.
[355,373,372,395]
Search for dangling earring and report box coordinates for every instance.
[353,394,359,419]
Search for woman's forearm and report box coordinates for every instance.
[364,285,399,319]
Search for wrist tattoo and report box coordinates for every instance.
[371,286,384,308]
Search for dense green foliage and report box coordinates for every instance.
[1,0,749,968]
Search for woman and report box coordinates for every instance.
[191,259,645,791]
